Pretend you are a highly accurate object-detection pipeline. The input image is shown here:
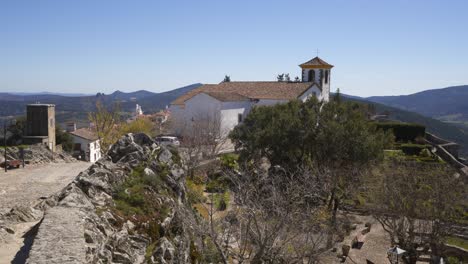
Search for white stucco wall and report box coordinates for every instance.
[220,101,249,137]
[170,85,328,138]
[298,84,324,102]
[170,93,222,134]
[70,135,101,163]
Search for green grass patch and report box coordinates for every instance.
[186,179,206,205]
[145,242,157,260]
[112,163,170,242]
[0,144,29,149]
[446,236,468,250]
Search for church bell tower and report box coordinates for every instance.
[299,57,334,102]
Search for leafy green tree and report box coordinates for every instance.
[6,116,26,145]
[222,75,231,82]
[276,73,284,82]
[56,125,73,152]
[230,98,392,243]
[119,117,155,137]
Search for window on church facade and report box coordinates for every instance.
[238,113,243,123]
[325,70,329,84]
[308,70,315,82]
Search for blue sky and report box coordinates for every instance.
[1,0,467,96]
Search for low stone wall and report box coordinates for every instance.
[425,132,468,178]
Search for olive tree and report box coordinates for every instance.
[230,97,391,238]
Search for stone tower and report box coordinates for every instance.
[299,57,333,102]
[23,104,56,151]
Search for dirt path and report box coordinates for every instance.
[0,162,90,215]
[318,214,392,264]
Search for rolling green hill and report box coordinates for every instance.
[344,95,468,157]
[366,85,468,129]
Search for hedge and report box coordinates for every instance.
[375,122,426,142]
[400,143,431,156]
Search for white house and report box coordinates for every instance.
[69,127,101,163]
[170,57,333,137]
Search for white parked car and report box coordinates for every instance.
[155,136,180,147]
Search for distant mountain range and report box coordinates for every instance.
[366,85,468,129]
[0,83,202,127]
[5,92,93,97]
[1,83,467,157]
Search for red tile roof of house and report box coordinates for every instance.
[69,128,98,141]
[171,81,316,105]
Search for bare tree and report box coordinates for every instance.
[172,112,229,177]
[203,164,329,263]
[370,160,464,263]
[88,101,120,154]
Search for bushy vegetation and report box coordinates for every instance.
[230,97,392,170]
[55,125,73,152]
[400,143,431,156]
[119,117,155,137]
[112,164,169,242]
[375,122,426,142]
[219,153,239,171]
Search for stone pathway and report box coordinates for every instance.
[344,219,390,264]
[0,162,90,264]
[0,162,90,215]
[26,207,86,264]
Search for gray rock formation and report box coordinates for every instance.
[2,144,76,165]
[23,133,198,264]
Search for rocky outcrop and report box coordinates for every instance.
[1,144,75,165]
[24,133,198,264]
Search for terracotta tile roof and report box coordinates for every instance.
[299,57,334,68]
[204,91,249,102]
[69,128,98,141]
[171,82,315,105]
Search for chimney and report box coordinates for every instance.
[66,122,76,132]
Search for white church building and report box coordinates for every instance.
[170,57,333,137]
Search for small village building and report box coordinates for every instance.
[23,104,56,151]
[170,57,333,136]
[68,127,101,162]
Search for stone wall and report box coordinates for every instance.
[425,132,468,178]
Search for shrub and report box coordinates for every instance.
[376,122,426,142]
[400,143,431,156]
[186,179,206,204]
[219,153,239,170]
[446,256,461,264]
[205,180,225,193]
[420,148,432,158]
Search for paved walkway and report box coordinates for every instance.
[0,162,90,264]
[0,162,90,215]
[26,207,86,264]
